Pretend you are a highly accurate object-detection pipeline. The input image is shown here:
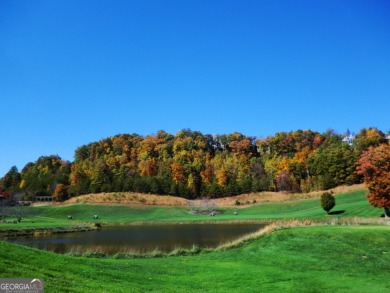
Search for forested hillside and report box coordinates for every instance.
[1,128,388,201]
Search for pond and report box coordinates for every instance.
[8,223,265,254]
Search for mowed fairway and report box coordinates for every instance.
[1,225,389,292]
[0,190,383,229]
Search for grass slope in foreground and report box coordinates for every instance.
[1,225,390,292]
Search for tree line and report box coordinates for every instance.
[0,127,389,201]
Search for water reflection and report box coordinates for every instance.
[8,223,265,254]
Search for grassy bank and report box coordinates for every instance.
[0,224,98,239]
[1,225,389,292]
[0,190,382,230]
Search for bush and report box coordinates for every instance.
[320,191,335,214]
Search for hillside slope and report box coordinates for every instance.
[60,184,366,207]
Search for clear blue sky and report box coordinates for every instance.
[1,0,389,177]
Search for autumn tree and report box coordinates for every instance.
[20,156,71,197]
[357,144,390,217]
[69,162,91,195]
[354,128,386,152]
[0,166,21,193]
[249,157,270,192]
[276,170,293,191]
[53,183,69,202]
[3,127,386,201]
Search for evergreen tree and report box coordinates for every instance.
[320,192,336,214]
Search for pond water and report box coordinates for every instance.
[8,223,265,254]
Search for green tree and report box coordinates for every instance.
[308,142,358,190]
[0,166,21,192]
[320,191,336,214]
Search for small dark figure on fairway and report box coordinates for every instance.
[67,215,73,220]
[321,192,336,214]
[93,215,99,219]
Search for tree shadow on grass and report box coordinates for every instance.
[328,210,346,215]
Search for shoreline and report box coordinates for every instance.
[0,223,99,239]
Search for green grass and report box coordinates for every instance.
[238,190,381,219]
[1,189,389,292]
[1,225,389,292]
[0,190,383,230]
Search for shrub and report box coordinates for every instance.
[320,191,335,214]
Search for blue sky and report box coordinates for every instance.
[1,0,389,177]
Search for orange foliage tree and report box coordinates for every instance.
[53,183,69,202]
[357,144,390,217]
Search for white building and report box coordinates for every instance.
[342,134,355,146]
